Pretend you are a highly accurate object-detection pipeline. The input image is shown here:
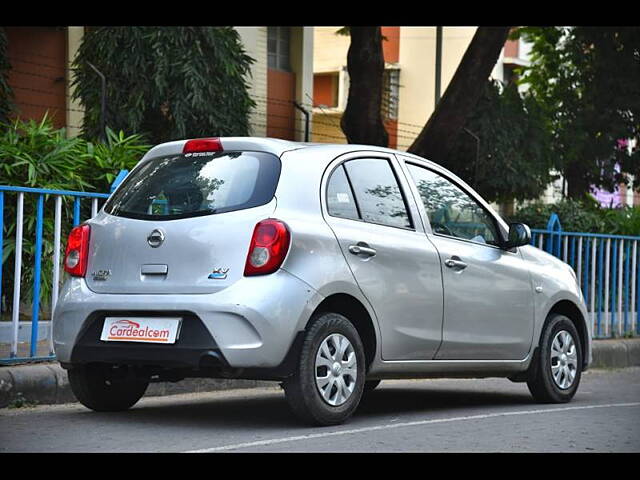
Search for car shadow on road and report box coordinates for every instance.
[71,380,537,430]
[355,382,535,418]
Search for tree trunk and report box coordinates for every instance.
[408,27,510,163]
[340,26,388,147]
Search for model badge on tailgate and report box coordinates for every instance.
[208,267,229,280]
[92,269,112,281]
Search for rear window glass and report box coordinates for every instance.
[104,151,281,220]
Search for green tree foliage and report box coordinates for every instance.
[71,27,256,144]
[515,27,640,198]
[441,80,553,203]
[0,27,14,125]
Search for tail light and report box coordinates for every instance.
[244,219,290,276]
[64,224,90,277]
[183,138,223,154]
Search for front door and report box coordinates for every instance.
[402,161,535,360]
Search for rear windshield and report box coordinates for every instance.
[104,151,281,220]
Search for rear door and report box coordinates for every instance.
[85,150,281,295]
[322,154,444,361]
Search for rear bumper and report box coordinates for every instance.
[53,270,323,370]
[67,311,228,370]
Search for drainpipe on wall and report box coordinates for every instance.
[293,101,310,142]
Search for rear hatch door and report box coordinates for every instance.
[85,150,280,295]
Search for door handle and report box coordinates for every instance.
[348,244,377,257]
[444,257,467,271]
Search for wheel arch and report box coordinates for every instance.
[546,299,590,369]
[309,293,378,371]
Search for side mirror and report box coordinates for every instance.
[503,223,531,249]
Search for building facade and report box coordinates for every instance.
[3,26,313,142]
[312,26,530,150]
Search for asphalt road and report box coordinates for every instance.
[1,367,639,453]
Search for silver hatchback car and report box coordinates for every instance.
[54,137,591,425]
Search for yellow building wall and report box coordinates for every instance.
[313,27,350,73]
[312,26,479,150]
[311,112,347,144]
[396,26,477,150]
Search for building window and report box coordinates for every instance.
[268,27,290,71]
[382,69,399,120]
[313,72,339,108]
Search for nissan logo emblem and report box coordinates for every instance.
[147,229,165,248]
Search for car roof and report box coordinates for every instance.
[141,137,412,162]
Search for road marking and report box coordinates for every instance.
[185,402,640,453]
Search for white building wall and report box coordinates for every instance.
[290,26,315,142]
[235,27,268,137]
[397,26,477,150]
[66,26,85,138]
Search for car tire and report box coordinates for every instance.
[527,314,582,403]
[283,312,366,426]
[68,363,149,412]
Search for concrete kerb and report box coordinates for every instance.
[1,339,639,409]
[590,338,640,369]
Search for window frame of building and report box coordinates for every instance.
[268,26,291,72]
[381,68,400,120]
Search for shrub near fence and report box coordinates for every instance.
[0,116,148,364]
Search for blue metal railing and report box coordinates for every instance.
[0,185,111,364]
[531,220,640,339]
[1,187,638,365]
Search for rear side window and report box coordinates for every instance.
[104,151,281,220]
[342,158,412,229]
[327,165,360,220]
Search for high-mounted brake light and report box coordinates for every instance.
[183,138,223,154]
[64,224,90,277]
[244,219,291,276]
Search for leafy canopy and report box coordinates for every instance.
[72,27,256,144]
[441,80,554,203]
[514,27,640,197]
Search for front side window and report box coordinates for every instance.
[104,151,281,220]
[343,158,412,229]
[406,163,500,245]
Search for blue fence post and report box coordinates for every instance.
[73,197,81,227]
[110,169,129,193]
[624,242,631,334]
[597,240,604,337]
[30,194,44,357]
[584,238,591,305]
[0,191,3,314]
[611,239,618,335]
[546,213,562,257]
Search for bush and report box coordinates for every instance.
[72,26,256,144]
[0,116,149,316]
[510,197,640,236]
